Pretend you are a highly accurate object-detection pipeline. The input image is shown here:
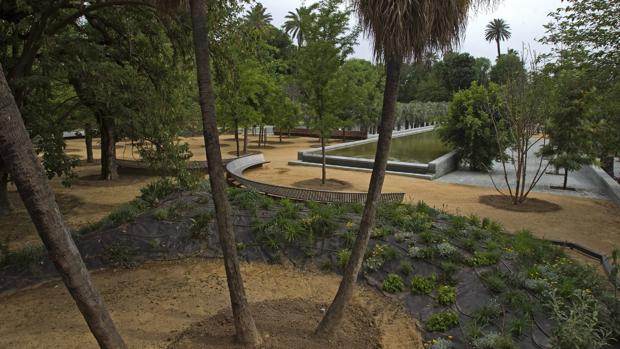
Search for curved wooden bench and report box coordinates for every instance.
[225,154,405,204]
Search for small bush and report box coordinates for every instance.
[437,285,457,305]
[426,311,459,332]
[140,178,179,206]
[472,301,501,326]
[190,212,213,239]
[382,273,405,293]
[467,250,500,267]
[481,270,508,293]
[399,261,414,276]
[411,274,437,295]
[336,249,351,269]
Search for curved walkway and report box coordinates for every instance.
[225,154,405,204]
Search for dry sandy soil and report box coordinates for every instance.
[2,134,619,255]
[0,259,423,349]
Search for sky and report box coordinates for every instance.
[259,0,564,62]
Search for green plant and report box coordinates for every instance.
[337,249,351,269]
[411,274,437,295]
[429,338,454,349]
[472,332,515,349]
[371,226,390,239]
[508,316,529,338]
[154,207,172,221]
[439,261,460,285]
[481,270,507,293]
[546,289,612,349]
[437,285,457,305]
[108,203,142,225]
[382,273,405,293]
[399,261,414,276]
[139,178,179,206]
[102,243,135,268]
[190,212,213,239]
[426,311,459,332]
[420,230,441,244]
[339,229,355,248]
[472,301,501,326]
[467,250,500,267]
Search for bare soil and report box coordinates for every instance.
[169,299,380,349]
[0,259,423,349]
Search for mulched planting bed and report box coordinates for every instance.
[1,181,618,349]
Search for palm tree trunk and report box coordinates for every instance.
[188,0,261,345]
[496,38,501,58]
[316,55,402,337]
[0,64,126,348]
[85,122,94,163]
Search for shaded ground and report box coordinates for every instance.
[0,259,421,349]
[478,195,562,213]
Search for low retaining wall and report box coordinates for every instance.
[225,154,405,204]
[583,165,620,207]
[296,126,458,179]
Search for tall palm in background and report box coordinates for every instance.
[245,3,272,30]
[316,0,495,336]
[0,66,127,348]
[485,18,511,59]
[187,0,261,345]
[283,4,319,48]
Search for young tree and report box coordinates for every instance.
[188,0,261,345]
[439,82,504,171]
[435,52,477,94]
[0,65,127,348]
[295,0,358,184]
[316,0,491,337]
[485,18,512,58]
[542,70,596,189]
[490,50,525,85]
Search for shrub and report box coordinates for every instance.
[429,338,454,349]
[426,311,459,332]
[337,249,351,269]
[481,270,508,293]
[437,285,457,305]
[467,250,500,267]
[411,274,437,295]
[472,301,501,326]
[382,273,405,293]
[140,178,179,206]
[399,261,414,276]
[190,212,213,239]
[546,289,612,349]
[472,332,515,349]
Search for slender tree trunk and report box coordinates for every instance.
[85,122,94,163]
[234,119,240,157]
[100,117,118,180]
[321,135,326,185]
[189,1,261,345]
[0,64,126,348]
[316,56,402,337]
[243,128,248,154]
[563,168,568,190]
[263,126,267,145]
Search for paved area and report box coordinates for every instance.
[439,141,609,200]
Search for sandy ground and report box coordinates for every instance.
[0,259,423,349]
[2,134,619,255]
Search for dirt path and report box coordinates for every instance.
[0,259,423,349]
[2,135,619,255]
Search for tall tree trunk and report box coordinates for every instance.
[100,117,118,180]
[85,122,94,163]
[243,128,248,154]
[316,56,402,337]
[0,64,126,348]
[496,38,501,59]
[189,0,261,345]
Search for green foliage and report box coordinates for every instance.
[190,212,213,240]
[437,285,457,305]
[411,274,437,295]
[382,273,405,293]
[426,311,460,332]
[102,243,135,268]
[546,289,612,349]
[467,250,500,267]
[336,249,351,269]
[139,179,180,206]
[439,82,505,171]
[472,301,502,326]
[490,52,525,84]
[435,52,477,94]
[399,261,414,276]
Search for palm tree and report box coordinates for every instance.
[283,4,318,48]
[245,3,272,30]
[0,66,126,347]
[187,0,261,345]
[485,18,511,58]
[316,0,493,337]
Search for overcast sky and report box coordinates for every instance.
[259,0,563,62]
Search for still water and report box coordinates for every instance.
[327,131,449,164]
